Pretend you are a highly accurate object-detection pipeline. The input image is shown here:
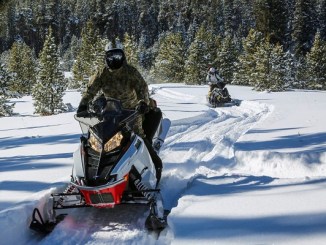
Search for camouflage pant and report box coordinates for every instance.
[133,115,145,138]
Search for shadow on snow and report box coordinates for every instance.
[0,153,73,172]
[171,212,326,238]
[0,133,80,150]
[235,131,326,154]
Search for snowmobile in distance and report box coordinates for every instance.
[206,83,240,108]
[30,97,171,234]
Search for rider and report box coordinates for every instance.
[206,67,231,103]
[77,45,163,182]
[206,67,225,91]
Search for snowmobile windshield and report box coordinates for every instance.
[74,99,136,137]
[93,106,135,143]
[74,116,100,135]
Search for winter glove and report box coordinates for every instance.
[92,94,107,114]
[77,104,87,113]
[135,100,149,114]
[149,98,157,108]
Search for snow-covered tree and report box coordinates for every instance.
[305,32,326,89]
[32,27,66,116]
[224,0,235,35]
[292,0,317,58]
[61,35,81,72]
[151,32,186,83]
[319,0,326,40]
[72,20,101,90]
[123,32,139,68]
[0,62,15,116]
[184,24,216,85]
[254,0,288,45]
[283,51,297,88]
[214,35,238,83]
[252,39,286,91]
[8,41,36,95]
[232,29,264,86]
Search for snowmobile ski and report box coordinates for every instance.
[29,208,66,235]
[209,99,241,108]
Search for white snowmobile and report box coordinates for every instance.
[30,97,171,234]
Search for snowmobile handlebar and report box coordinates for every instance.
[75,109,139,128]
[76,111,97,118]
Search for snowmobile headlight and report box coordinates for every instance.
[89,132,102,152]
[104,131,123,152]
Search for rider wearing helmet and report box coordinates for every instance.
[77,45,163,182]
[206,67,231,104]
[206,67,225,91]
[77,47,150,118]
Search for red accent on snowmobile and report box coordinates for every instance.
[78,175,129,208]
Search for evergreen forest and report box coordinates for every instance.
[0,0,326,116]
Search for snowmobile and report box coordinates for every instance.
[207,83,240,108]
[29,97,171,234]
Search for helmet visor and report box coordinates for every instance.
[105,49,125,69]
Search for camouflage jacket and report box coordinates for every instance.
[79,64,150,109]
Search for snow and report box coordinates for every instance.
[1,84,326,244]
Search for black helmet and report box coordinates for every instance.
[105,48,126,70]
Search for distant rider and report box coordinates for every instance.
[206,67,231,103]
[206,67,225,91]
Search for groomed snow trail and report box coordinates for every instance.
[1,85,272,245]
[154,86,272,212]
[33,85,271,245]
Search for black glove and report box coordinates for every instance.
[93,95,107,114]
[135,100,149,114]
[77,104,87,113]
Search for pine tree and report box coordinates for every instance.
[32,27,66,116]
[184,24,216,85]
[252,39,286,91]
[305,32,326,89]
[268,44,287,91]
[319,0,326,40]
[224,0,235,35]
[0,62,15,116]
[8,41,37,95]
[294,57,309,88]
[232,29,264,86]
[254,0,288,45]
[21,43,37,95]
[123,32,139,68]
[283,51,297,88]
[72,20,101,90]
[62,35,81,72]
[234,0,256,37]
[93,35,107,73]
[292,0,317,58]
[214,35,238,83]
[7,41,21,95]
[151,32,186,83]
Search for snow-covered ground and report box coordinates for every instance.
[0,84,326,244]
